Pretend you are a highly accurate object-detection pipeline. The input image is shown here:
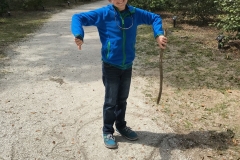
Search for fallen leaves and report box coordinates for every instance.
[232,139,240,146]
[227,90,233,93]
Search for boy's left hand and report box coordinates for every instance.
[156,35,167,49]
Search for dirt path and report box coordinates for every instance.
[0,1,191,160]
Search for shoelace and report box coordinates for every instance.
[106,134,115,140]
[123,127,132,133]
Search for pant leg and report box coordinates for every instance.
[102,63,121,134]
[115,67,132,130]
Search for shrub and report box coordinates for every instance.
[214,0,240,39]
[128,0,166,11]
[22,0,43,10]
[0,0,9,15]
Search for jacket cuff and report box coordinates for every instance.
[75,35,83,41]
[155,34,164,39]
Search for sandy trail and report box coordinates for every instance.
[0,1,188,159]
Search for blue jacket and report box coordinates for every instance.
[71,4,164,69]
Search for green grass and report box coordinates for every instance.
[0,1,83,57]
[0,11,51,56]
[135,23,240,158]
[204,102,229,119]
[136,25,240,91]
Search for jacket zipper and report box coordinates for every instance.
[107,41,110,59]
[121,16,126,67]
[118,9,132,68]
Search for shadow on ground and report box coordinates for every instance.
[116,130,235,160]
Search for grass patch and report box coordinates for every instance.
[0,11,51,57]
[135,16,240,159]
[137,25,240,91]
[0,1,83,58]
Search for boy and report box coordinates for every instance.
[71,0,167,149]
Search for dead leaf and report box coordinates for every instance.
[232,139,239,146]
[71,138,75,144]
[227,90,232,93]
[194,118,199,121]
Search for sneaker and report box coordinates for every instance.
[103,134,118,149]
[116,126,138,141]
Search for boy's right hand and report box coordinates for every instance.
[74,38,83,50]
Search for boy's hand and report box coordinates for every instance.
[156,35,167,49]
[75,38,83,50]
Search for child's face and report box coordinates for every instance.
[109,0,128,11]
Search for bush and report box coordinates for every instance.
[128,0,166,11]
[167,0,219,22]
[3,0,101,11]
[21,0,43,10]
[0,0,9,15]
[214,0,240,39]
[128,0,219,23]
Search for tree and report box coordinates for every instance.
[214,0,240,39]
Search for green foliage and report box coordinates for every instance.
[129,0,240,40]
[3,0,94,11]
[129,0,218,21]
[22,0,43,10]
[0,0,9,15]
[214,0,240,39]
[128,0,166,11]
[168,0,218,22]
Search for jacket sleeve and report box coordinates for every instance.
[135,8,164,38]
[71,8,104,39]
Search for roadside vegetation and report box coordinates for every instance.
[0,0,97,57]
[129,0,240,42]
[128,2,239,159]
[134,13,240,160]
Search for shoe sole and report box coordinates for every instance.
[104,143,118,149]
[121,135,138,141]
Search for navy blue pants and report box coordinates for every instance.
[102,62,132,134]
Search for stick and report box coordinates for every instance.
[157,29,167,104]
